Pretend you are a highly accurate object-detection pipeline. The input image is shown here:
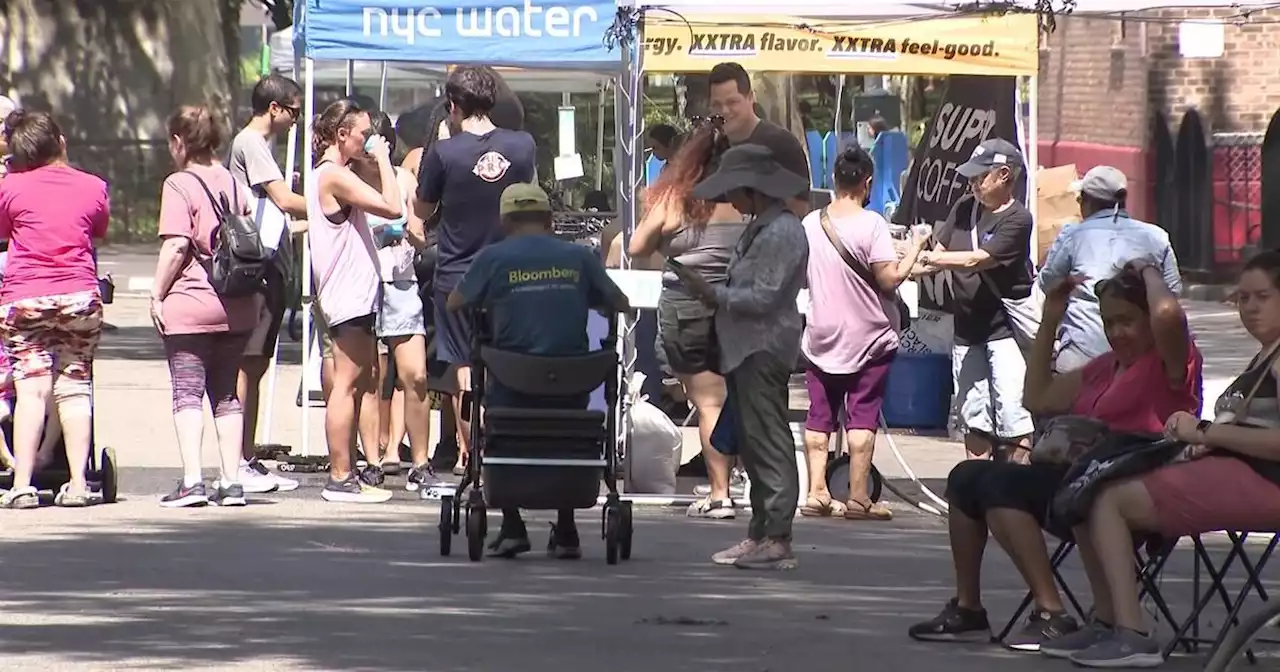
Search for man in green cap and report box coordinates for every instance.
[448,182,631,559]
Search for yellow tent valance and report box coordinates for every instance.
[641,13,1039,76]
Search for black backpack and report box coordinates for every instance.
[185,171,270,297]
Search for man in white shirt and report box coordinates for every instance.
[227,74,308,494]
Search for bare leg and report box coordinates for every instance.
[1074,523,1115,624]
[680,371,729,500]
[356,355,381,467]
[454,364,472,467]
[237,355,270,460]
[51,373,94,496]
[9,375,53,492]
[327,329,376,481]
[845,428,876,506]
[376,352,392,463]
[387,388,407,462]
[950,507,989,611]
[986,508,1065,612]
[392,335,431,467]
[1087,480,1161,632]
[964,432,994,460]
[803,429,831,501]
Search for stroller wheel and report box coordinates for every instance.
[619,501,633,561]
[438,494,454,556]
[100,446,119,504]
[466,503,486,562]
[604,505,621,565]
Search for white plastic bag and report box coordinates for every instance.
[627,392,682,495]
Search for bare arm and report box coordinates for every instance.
[628,197,673,258]
[1139,264,1192,388]
[327,160,402,220]
[151,237,189,300]
[1022,306,1084,415]
[402,147,423,179]
[262,179,308,219]
[871,235,929,292]
[396,168,428,250]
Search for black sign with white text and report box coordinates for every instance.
[893,75,1023,311]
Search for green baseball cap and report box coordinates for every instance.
[500,182,551,216]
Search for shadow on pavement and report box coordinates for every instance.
[94,325,305,364]
[0,509,1107,672]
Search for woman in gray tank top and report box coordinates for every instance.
[630,119,746,519]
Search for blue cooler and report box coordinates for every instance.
[881,352,951,429]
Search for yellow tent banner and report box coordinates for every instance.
[641,13,1039,76]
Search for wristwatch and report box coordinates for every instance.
[1196,419,1213,441]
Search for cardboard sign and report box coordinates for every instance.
[1035,164,1082,265]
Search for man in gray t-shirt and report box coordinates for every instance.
[227,74,308,495]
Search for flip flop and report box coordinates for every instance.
[800,496,847,517]
[844,499,893,521]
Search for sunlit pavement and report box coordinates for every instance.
[0,295,1258,670]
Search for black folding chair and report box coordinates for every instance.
[996,537,1190,649]
[1160,531,1280,661]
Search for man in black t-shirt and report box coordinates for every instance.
[708,62,811,214]
[415,65,537,474]
[917,138,1036,460]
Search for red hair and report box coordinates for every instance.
[644,123,728,230]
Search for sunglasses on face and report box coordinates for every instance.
[275,102,301,118]
[691,114,725,129]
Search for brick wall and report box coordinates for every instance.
[1146,7,1280,133]
[1038,15,1149,148]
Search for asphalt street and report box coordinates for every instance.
[0,257,1266,671]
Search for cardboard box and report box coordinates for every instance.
[1036,164,1082,265]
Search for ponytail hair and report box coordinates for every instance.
[167,105,225,163]
[312,97,370,163]
[3,109,65,171]
[832,145,875,196]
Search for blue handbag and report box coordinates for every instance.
[710,389,739,456]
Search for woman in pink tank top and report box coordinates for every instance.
[908,261,1200,654]
[306,98,403,504]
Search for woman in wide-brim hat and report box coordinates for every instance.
[669,141,812,571]
[690,142,809,206]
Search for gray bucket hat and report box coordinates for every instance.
[691,143,809,201]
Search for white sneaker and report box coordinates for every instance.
[246,459,300,493]
[686,496,736,519]
[238,461,281,495]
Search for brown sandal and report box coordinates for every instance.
[801,496,848,517]
[844,499,893,521]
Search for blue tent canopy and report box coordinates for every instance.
[293,0,622,70]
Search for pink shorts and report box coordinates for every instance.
[1143,456,1280,537]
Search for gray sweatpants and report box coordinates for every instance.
[726,351,798,541]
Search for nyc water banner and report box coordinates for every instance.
[299,0,621,69]
[642,13,1038,76]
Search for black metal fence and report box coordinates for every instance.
[64,139,171,243]
[1152,108,1280,282]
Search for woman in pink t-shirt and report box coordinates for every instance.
[149,106,260,509]
[0,110,109,509]
[799,146,929,521]
[306,98,403,504]
[908,263,1200,652]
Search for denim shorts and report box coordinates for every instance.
[952,337,1035,439]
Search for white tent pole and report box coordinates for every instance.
[345,60,354,96]
[833,74,845,140]
[378,61,389,109]
[1025,74,1040,267]
[595,84,607,190]
[301,57,316,457]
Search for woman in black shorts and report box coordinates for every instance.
[630,117,744,518]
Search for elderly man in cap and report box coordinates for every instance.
[448,182,631,560]
[915,138,1037,462]
[1036,166,1181,372]
[667,143,809,570]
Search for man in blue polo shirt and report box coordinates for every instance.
[449,183,630,559]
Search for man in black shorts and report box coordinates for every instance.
[414,66,537,474]
[708,62,812,215]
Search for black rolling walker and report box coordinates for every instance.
[0,274,119,503]
[437,309,634,564]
